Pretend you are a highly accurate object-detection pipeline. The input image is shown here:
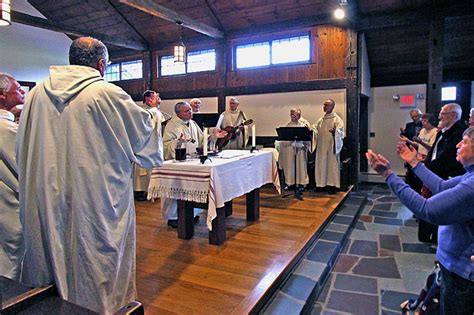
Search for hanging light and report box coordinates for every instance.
[0,0,11,26]
[174,21,186,63]
[334,0,347,20]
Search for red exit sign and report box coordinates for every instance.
[400,95,415,107]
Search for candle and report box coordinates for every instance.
[252,125,256,147]
[203,128,208,156]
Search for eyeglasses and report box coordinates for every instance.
[439,111,453,116]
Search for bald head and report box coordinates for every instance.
[69,37,109,76]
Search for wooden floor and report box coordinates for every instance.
[135,186,348,314]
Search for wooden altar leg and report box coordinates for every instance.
[225,201,233,217]
[246,188,260,221]
[209,206,226,245]
[177,200,194,239]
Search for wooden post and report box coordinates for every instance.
[209,207,226,245]
[246,188,260,221]
[177,200,194,239]
[426,11,444,114]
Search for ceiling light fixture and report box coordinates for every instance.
[174,21,186,63]
[0,0,11,26]
[334,0,347,20]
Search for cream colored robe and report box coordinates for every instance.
[216,109,248,149]
[277,118,312,186]
[161,116,204,220]
[133,107,169,192]
[0,110,22,280]
[314,112,345,188]
[16,65,163,314]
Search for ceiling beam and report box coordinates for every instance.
[119,0,224,39]
[11,10,149,51]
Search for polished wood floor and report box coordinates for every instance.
[135,186,347,314]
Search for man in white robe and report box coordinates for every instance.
[133,90,170,201]
[16,37,163,314]
[216,96,249,150]
[0,73,25,280]
[278,108,313,190]
[314,99,345,194]
[161,102,226,227]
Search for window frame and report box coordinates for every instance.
[233,32,311,71]
[158,48,217,77]
[105,59,143,82]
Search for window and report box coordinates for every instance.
[236,42,270,69]
[272,35,310,64]
[161,55,186,76]
[187,49,216,73]
[441,86,456,101]
[160,49,216,76]
[105,60,142,82]
[235,34,310,69]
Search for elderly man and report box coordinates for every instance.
[16,37,163,314]
[366,127,474,315]
[401,108,423,140]
[417,103,466,243]
[190,98,202,113]
[314,99,345,194]
[278,108,312,191]
[216,96,249,150]
[0,73,25,280]
[133,89,170,201]
[469,108,474,127]
[161,101,226,227]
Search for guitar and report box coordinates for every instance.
[216,119,253,149]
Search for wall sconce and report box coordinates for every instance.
[174,21,186,63]
[392,94,400,101]
[0,0,11,26]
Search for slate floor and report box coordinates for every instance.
[312,183,437,315]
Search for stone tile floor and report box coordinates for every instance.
[312,183,437,315]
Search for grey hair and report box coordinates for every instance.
[174,101,189,114]
[0,73,14,93]
[190,98,201,104]
[463,126,474,144]
[410,108,422,115]
[444,103,462,121]
[229,96,239,104]
[69,37,108,68]
[290,108,301,115]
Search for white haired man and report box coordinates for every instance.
[0,73,25,280]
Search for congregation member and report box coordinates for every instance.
[133,89,170,201]
[190,98,202,113]
[0,73,24,280]
[216,96,249,149]
[469,108,474,127]
[366,127,474,315]
[161,101,226,227]
[400,113,438,160]
[418,103,466,243]
[400,108,423,140]
[314,99,345,194]
[278,108,313,191]
[16,37,164,314]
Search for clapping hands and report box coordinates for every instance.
[366,149,393,178]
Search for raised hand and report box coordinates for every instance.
[366,149,393,178]
[397,142,419,167]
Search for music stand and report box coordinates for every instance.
[276,127,313,200]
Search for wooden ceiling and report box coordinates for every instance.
[21,0,474,87]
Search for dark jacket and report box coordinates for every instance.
[424,120,467,179]
[402,120,422,140]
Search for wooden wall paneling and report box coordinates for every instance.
[317,25,328,78]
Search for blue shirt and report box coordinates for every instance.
[386,163,474,281]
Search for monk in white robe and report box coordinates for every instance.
[278,108,313,189]
[0,73,25,280]
[132,90,170,199]
[16,37,163,314]
[161,102,225,224]
[314,99,345,193]
[216,96,248,149]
